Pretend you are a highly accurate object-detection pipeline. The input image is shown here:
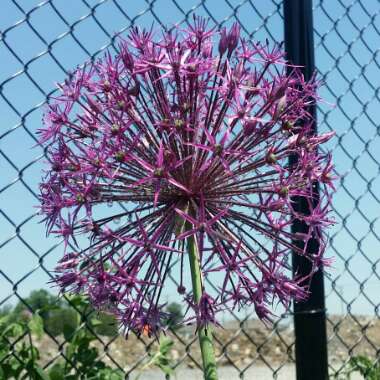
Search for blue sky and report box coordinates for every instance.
[0,0,379,318]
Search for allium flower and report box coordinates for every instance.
[39,17,335,337]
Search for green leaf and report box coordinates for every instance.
[0,315,10,327]
[138,337,174,377]
[32,365,50,380]
[347,355,380,380]
[66,295,88,311]
[77,346,98,367]
[90,318,103,327]
[99,369,124,380]
[65,375,78,380]
[10,360,24,378]
[158,337,174,356]
[1,362,16,379]
[28,314,44,339]
[65,341,76,361]
[1,322,24,338]
[48,362,65,380]
[95,368,124,380]
[63,323,77,342]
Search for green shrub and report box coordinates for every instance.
[343,355,380,380]
[165,302,183,330]
[0,295,124,379]
[45,307,78,337]
[12,289,119,337]
[13,289,61,321]
[93,312,118,337]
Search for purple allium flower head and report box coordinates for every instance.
[39,16,335,336]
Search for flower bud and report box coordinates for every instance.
[218,27,228,56]
[282,120,294,132]
[202,41,212,58]
[214,144,223,156]
[116,100,126,111]
[243,119,257,135]
[52,162,62,172]
[86,97,101,114]
[275,95,287,118]
[76,193,85,203]
[102,80,111,92]
[174,119,184,129]
[114,150,126,162]
[153,167,164,178]
[278,186,289,198]
[177,285,186,295]
[227,23,240,54]
[111,124,120,135]
[121,50,134,71]
[266,152,277,164]
[128,81,140,97]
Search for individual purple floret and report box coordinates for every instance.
[39,16,335,337]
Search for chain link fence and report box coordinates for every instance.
[0,0,379,378]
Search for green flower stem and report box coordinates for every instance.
[187,232,218,380]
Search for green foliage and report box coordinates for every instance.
[43,294,124,379]
[92,312,118,337]
[340,355,380,380]
[13,289,60,320]
[12,289,118,337]
[0,305,12,318]
[136,337,175,379]
[165,302,183,330]
[28,313,44,339]
[45,308,78,337]
[63,294,118,337]
[0,295,124,379]
[1,290,178,379]
[0,312,49,379]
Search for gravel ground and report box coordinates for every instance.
[34,314,376,379]
[137,364,363,379]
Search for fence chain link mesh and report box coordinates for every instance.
[0,0,379,379]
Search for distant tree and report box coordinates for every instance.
[0,305,12,318]
[13,289,60,320]
[11,289,120,337]
[165,302,183,330]
[12,289,65,335]
[45,307,78,337]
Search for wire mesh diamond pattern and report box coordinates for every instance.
[0,0,379,379]
[314,0,380,377]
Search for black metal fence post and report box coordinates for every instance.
[283,1,329,380]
